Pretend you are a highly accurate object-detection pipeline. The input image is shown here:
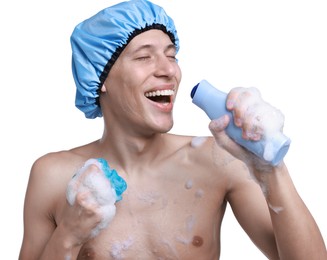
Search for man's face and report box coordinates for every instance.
[101,29,182,135]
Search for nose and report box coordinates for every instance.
[154,55,179,78]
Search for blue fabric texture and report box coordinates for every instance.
[97,158,127,201]
[71,0,179,119]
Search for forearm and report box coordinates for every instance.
[263,163,327,260]
[39,226,82,260]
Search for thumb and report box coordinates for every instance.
[208,115,230,139]
[209,115,235,149]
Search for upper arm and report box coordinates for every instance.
[225,163,279,259]
[19,155,64,259]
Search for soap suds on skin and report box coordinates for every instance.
[176,215,204,249]
[191,136,207,148]
[268,203,284,214]
[184,179,193,189]
[137,191,160,205]
[176,215,195,245]
[161,238,180,258]
[136,190,168,210]
[185,215,196,232]
[195,189,204,198]
[110,236,134,259]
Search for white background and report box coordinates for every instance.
[1,0,326,259]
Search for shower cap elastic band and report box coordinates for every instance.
[71,0,180,119]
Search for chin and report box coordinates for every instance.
[156,120,174,133]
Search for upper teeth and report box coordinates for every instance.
[145,89,174,97]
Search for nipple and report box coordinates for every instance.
[192,235,204,247]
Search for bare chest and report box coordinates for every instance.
[77,211,221,259]
[76,180,226,259]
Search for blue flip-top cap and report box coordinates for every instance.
[190,84,199,98]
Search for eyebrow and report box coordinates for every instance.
[132,43,176,54]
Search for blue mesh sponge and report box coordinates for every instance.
[97,158,127,201]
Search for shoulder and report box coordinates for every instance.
[24,148,93,218]
[27,146,93,200]
[31,150,83,179]
[20,149,93,257]
[166,134,234,167]
[30,141,99,180]
[166,133,254,188]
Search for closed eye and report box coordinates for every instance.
[167,55,177,62]
[136,56,151,61]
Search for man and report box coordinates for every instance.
[19,0,327,259]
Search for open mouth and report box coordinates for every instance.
[145,89,174,103]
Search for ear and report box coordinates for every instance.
[100,84,107,93]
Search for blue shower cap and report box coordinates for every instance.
[71,0,180,119]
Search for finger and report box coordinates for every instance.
[241,113,263,141]
[209,115,230,134]
[209,115,234,149]
[226,87,244,110]
[209,114,260,164]
[227,88,249,127]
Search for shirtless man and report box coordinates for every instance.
[19,0,327,259]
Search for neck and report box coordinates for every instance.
[98,127,166,172]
